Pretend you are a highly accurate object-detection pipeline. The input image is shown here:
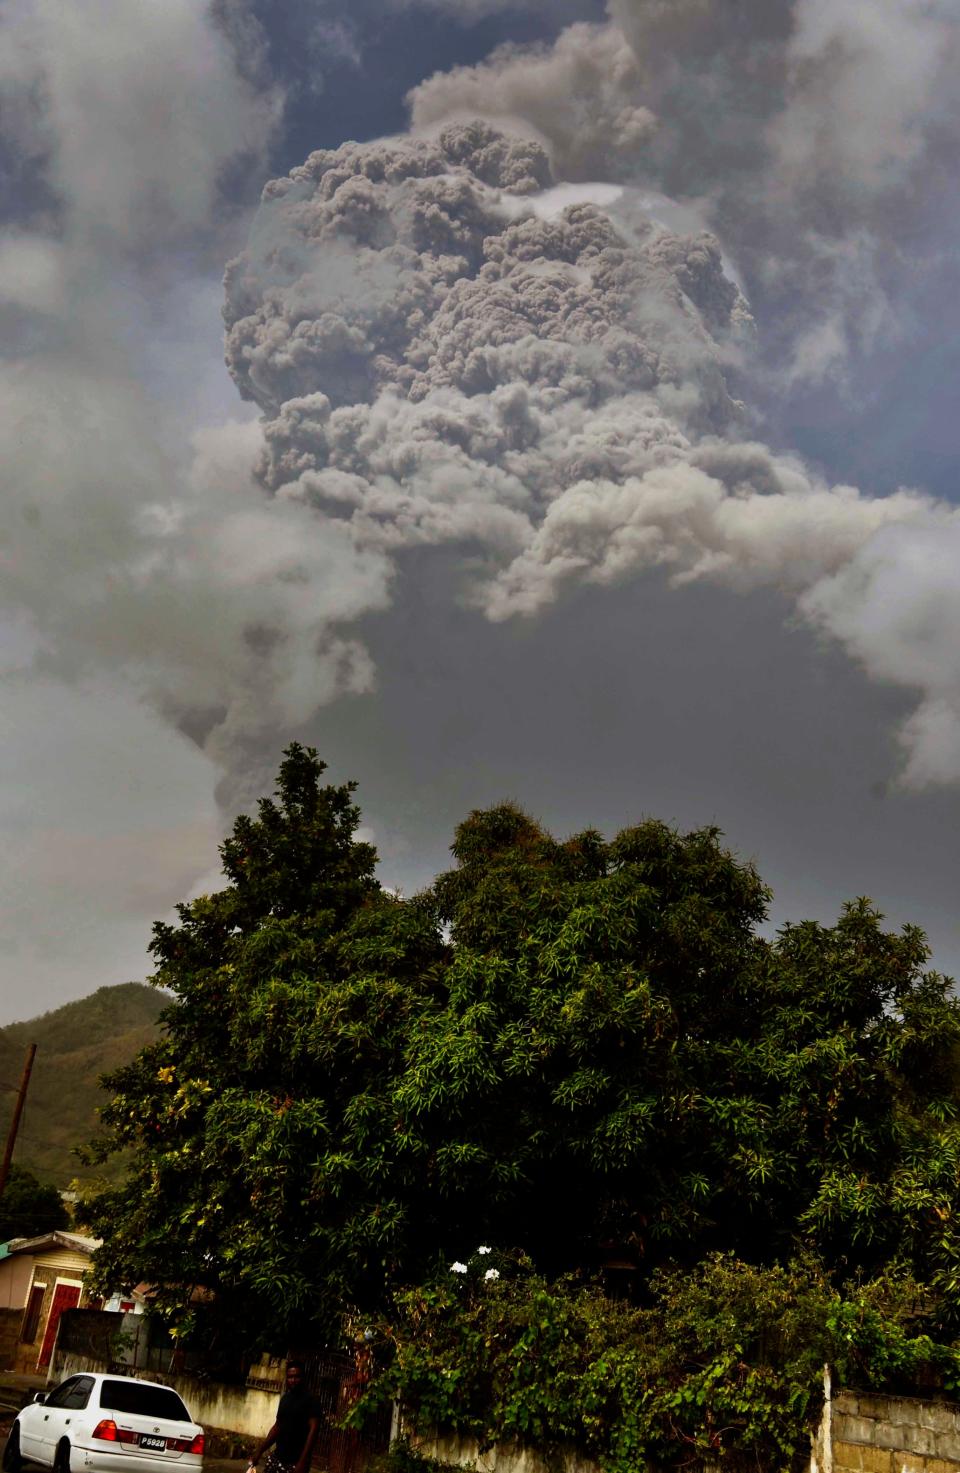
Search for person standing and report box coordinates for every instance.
[248,1360,320,1473]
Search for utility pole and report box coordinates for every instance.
[0,1043,37,1200]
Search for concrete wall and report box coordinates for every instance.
[142,1386,957,1473]
[829,1388,960,1473]
[246,1352,284,1392]
[416,1378,960,1473]
[51,1351,278,1440]
[414,1434,597,1473]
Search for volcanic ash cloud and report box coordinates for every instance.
[223,122,960,785]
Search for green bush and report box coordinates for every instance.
[354,1252,960,1473]
[367,1441,468,1473]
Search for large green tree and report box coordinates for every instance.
[0,1165,69,1242]
[86,747,960,1353]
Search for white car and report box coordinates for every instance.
[2,1373,204,1473]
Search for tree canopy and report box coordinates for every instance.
[0,1165,69,1243]
[86,746,960,1355]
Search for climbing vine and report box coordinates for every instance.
[354,1252,960,1473]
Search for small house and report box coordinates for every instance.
[0,1230,100,1373]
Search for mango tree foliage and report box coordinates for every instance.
[86,748,960,1350]
[408,804,960,1297]
[86,745,443,1348]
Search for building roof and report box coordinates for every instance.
[2,1230,101,1257]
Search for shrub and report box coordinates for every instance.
[354,1251,960,1473]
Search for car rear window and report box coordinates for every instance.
[98,1381,191,1422]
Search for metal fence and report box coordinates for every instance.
[301,1348,392,1473]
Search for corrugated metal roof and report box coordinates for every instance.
[2,1229,101,1257]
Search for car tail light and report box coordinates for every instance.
[92,1423,140,1446]
[169,1434,204,1456]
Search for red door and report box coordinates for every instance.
[37,1283,81,1369]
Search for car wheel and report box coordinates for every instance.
[53,1440,71,1473]
[2,1426,22,1473]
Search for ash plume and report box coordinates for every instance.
[223,122,959,784]
[410,0,960,387]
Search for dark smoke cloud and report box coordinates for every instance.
[222,121,959,783]
[411,0,960,387]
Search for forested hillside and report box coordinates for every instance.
[0,983,165,1188]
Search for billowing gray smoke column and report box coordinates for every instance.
[223,119,756,625]
[225,122,743,422]
[221,124,959,789]
[223,124,922,616]
[410,0,960,387]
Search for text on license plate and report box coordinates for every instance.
[138,1436,166,1451]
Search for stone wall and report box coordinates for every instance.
[0,1308,23,1375]
[830,1389,960,1473]
[415,1379,960,1473]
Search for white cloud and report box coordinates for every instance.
[0,0,394,1016]
[1,0,278,250]
[0,234,65,313]
[0,676,220,1014]
[800,516,960,787]
[0,0,390,796]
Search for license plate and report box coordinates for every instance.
[138,1436,166,1451]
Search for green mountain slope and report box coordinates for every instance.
[0,983,166,1188]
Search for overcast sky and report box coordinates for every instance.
[1,0,959,1027]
